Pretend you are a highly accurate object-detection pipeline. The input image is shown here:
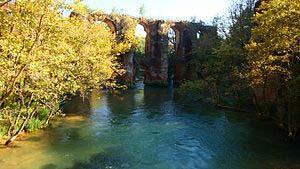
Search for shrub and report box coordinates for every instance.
[27,118,44,132]
[178,80,210,100]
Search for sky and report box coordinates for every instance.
[83,0,232,23]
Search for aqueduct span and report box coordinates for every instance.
[88,13,218,86]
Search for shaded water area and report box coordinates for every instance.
[1,86,300,169]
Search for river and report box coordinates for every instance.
[0,86,300,169]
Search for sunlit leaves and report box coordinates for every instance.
[246,0,300,87]
[0,0,130,138]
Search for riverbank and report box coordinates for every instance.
[0,115,88,146]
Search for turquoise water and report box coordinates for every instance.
[1,87,300,169]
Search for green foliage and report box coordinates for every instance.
[182,0,300,137]
[247,0,300,87]
[178,80,210,100]
[246,0,300,136]
[0,126,8,137]
[37,108,50,121]
[108,13,139,53]
[0,0,136,142]
[210,0,255,94]
[134,36,146,78]
[180,0,256,109]
[27,118,43,132]
[135,36,146,58]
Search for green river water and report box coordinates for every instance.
[0,86,299,169]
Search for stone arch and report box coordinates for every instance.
[160,22,182,56]
[168,22,188,58]
[102,18,117,34]
[170,25,181,53]
[138,19,150,34]
[94,20,115,33]
[89,13,117,34]
[137,19,151,57]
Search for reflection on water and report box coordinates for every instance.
[0,87,300,169]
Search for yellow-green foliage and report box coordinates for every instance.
[0,0,133,138]
[110,13,139,55]
[247,0,300,87]
[246,0,300,134]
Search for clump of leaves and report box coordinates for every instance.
[0,126,8,137]
[26,118,44,132]
[178,80,210,100]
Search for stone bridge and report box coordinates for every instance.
[88,13,218,86]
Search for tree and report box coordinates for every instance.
[0,0,130,145]
[139,4,146,17]
[247,0,300,138]
[184,0,256,108]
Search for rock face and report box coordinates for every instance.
[89,13,218,86]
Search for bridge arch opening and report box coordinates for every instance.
[167,28,176,53]
[134,23,148,81]
[167,27,178,83]
[197,30,202,39]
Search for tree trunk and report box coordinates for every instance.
[5,119,27,146]
[5,108,37,146]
